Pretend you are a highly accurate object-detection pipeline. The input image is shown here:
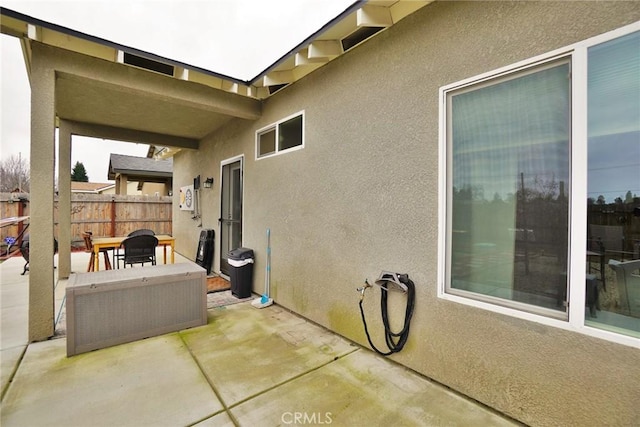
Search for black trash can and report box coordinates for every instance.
[228,247,254,298]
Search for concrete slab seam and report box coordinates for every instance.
[225,346,361,411]
[0,345,27,402]
[177,331,240,427]
[54,294,66,329]
[185,410,234,427]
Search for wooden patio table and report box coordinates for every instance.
[0,215,30,228]
[92,234,175,271]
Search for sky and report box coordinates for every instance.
[0,0,354,183]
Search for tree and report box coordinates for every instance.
[0,154,30,192]
[71,161,89,182]
[625,191,633,204]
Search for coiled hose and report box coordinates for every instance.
[359,275,415,356]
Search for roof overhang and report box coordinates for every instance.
[0,1,433,157]
[1,1,433,100]
[249,1,433,96]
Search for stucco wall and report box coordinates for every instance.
[174,2,640,425]
[173,118,253,261]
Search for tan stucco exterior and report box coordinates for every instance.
[7,1,638,425]
[172,2,640,426]
[28,41,56,341]
[23,39,259,341]
[58,120,72,278]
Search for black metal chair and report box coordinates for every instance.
[121,235,158,268]
[20,234,59,275]
[115,229,155,268]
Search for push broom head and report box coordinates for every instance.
[251,295,273,308]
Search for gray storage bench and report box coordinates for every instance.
[66,263,207,356]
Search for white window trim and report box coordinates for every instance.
[255,110,305,160]
[219,154,245,248]
[437,21,640,349]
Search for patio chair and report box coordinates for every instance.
[608,259,640,318]
[83,231,111,272]
[587,224,633,290]
[19,234,59,275]
[589,224,633,260]
[114,229,155,268]
[121,234,158,268]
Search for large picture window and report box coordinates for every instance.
[586,31,640,337]
[446,59,571,318]
[440,26,640,345]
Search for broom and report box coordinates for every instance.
[252,228,273,308]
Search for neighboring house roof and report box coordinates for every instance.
[71,182,114,193]
[108,154,173,181]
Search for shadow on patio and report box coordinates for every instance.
[0,252,519,426]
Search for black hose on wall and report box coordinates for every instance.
[359,275,416,356]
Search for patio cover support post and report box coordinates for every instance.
[28,48,56,341]
[117,174,128,195]
[58,120,72,279]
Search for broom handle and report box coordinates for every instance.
[266,228,271,296]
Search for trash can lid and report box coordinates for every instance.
[228,258,254,267]
[228,247,254,260]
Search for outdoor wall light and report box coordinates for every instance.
[203,177,214,189]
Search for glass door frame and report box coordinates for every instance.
[219,155,244,277]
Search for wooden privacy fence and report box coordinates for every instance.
[1,193,172,250]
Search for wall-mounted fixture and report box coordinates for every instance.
[203,177,214,189]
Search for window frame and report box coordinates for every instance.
[255,111,305,160]
[438,22,640,349]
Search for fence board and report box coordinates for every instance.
[1,193,172,251]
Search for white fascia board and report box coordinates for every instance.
[295,48,329,66]
[308,40,342,59]
[389,1,432,23]
[174,66,189,80]
[263,70,294,86]
[27,23,40,41]
[357,4,392,27]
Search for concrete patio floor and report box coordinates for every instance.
[1,251,520,426]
